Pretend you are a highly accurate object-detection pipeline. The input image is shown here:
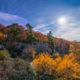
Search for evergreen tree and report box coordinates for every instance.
[26,24,38,43]
[47,31,56,54]
[26,24,33,36]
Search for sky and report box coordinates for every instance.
[0,0,80,41]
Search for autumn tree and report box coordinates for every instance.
[7,23,19,41]
[0,24,8,34]
[0,24,7,44]
[34,32,48,42]
[7,23,26,42]
[55,38,70,54]
[0,32,6,44]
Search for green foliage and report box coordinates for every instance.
[47,31,56,54]
[8,58,35,80]
[36,71,54,80]
[1,23,80,80]
[7,23,19,41]
[7,23,19,28]
[26,23,38,43]
[26,23,33,36]
[26,35,38,43]
[7,23,26,42]
[0,58,35,80]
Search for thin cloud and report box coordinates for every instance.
[34,18,80,41]
[34,24,48,31]
[0,12,27,25]
[54,22,80,41]
[34,7,80,41]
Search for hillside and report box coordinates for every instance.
[0,23,80,80]
[0,23,71,54]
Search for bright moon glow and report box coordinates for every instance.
[58,16,67,25]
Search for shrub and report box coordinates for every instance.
[8,58,35,80]
[0,49,10,60]
[36,71,54,80]
[1,58,35,80]
[32,53,56,80]
[55,53,80,79]
[32,53,80,80]
[32,53,56,74]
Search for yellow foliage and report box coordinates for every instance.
[0,49,10,60]
[56,53,75,72]
[32,53,80,79]
[33,53,56,74]
[55,53,80,79]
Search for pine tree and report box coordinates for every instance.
[26,24,38,43]
[26,24,33,36]
[47,31,56,54]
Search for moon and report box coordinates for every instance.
[58,16,67,25]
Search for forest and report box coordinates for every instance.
[0,23,80,80]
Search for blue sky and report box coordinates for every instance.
[0,0,80,41]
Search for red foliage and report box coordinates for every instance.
[17,25,26,37]
[34,32,48,42]
[54,38,70,54]
[0,24,8,34]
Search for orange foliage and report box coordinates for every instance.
[55,53,80,79]
[7,25,27,41]
[32,49,36,58]
[34,32,48,42]
[33,53,56,74]
[0,32,6,39]
[0,24,8,34]
[32,53,80,79]
[17,25,26,37]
